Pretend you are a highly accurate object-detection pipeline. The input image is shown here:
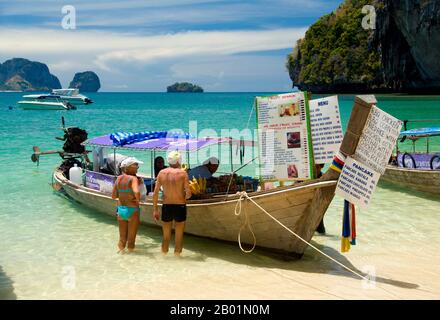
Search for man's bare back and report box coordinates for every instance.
[152,152,191,255]
[157,167,190,204]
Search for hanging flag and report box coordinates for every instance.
[341,200,356,252]
[330,154,345,173]
[350,203,356,245]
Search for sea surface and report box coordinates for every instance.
[0,92,439,299]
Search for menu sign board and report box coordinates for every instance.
[309,96,343,164]
[335,102,402,209]
[335,157,380,209]
[352,106,402,174]
[256,92,314,180]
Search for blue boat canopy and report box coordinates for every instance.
[85,134,255,152]
[399,126,440,138]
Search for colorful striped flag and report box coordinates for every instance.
[341,200,356,253]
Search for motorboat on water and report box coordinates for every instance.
[18,100,76,110]
[22,88,93,105]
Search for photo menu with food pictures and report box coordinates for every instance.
[255,92,314,180]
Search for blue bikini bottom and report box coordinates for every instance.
[117,206,139,221]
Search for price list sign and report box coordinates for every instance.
[336,103,402,208]
[309,96,343,164]
[255,92,314,180]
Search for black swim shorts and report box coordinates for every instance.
[161,204,187,222]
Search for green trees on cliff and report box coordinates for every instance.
[287,0,382,92]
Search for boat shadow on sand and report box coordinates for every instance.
[62,193,418,292]
[0,265,17,300]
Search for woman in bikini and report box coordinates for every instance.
[112,157,144,253]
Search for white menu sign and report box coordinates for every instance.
[335,157,380,209]
[353,106,402,174]
[309,96,343,164]
[256,92,314,179]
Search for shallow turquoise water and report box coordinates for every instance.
[0,92,439,299]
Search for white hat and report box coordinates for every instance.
[120,157,144,168]
[203,156,219,165]
[167,151,182,165]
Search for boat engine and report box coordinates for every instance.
[56,123,88,178]
[59,126,88,155]
[31,117,90,179]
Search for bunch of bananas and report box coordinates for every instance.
[189,177,207,195]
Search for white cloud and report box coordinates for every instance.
[0,0,221,15]
[0,0,338,91]
[169,54,292,91]
[0,27,306,71]
[1,0,336,18]
[0,27,303,91]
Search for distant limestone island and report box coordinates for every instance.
[286,0,440,94]
[69,71,101,92]
[0,58,61,91]
[167,82,204,93]
[0,58,101,92]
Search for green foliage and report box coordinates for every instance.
[167,82,204,93]
[287,0,381,89]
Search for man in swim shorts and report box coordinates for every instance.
[112,157,143,253]
[153,151,192,256]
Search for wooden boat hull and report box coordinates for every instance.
[382,165,440,195]
[53,170,337,256]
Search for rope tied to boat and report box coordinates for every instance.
[234,191,370,283]
[234,192,256,253]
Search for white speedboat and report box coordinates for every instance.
[22,89,92,105]
[18,100,76,110]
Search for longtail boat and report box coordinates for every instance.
[48,95,376,257]
[382,124,440,196]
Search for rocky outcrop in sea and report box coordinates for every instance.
[69,71,101,92]
[0,58,61,91]
[167,82,204,93]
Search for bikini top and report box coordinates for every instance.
[116,175,139,205]
[117,175,133,193]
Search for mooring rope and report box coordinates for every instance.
[234,191,369,281]
[233,191,403,299]
[234,192,256,253]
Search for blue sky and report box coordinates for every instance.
[0,0,343,91]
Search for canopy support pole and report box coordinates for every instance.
[113,148,116,177]
[186,151,190,169]
[229,137,233,173]
[150,150,154,179]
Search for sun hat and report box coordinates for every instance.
[203,156,219,165]
[120,157,144,168]
[167,151,182,165]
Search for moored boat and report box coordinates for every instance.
[382,124,440,196]
[53,169,338,256]
[18,100,76,110]
[22,88,92,105]
[46,95,376,257]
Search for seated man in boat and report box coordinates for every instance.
[154,156,168,177]
[101,153,128,175]
[145,156,169,193]
[153,151,192,256]
[188,156,219,180]
[388,155,398,166]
